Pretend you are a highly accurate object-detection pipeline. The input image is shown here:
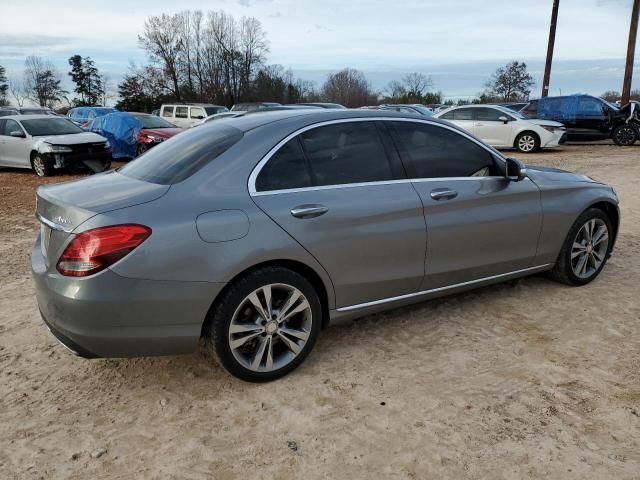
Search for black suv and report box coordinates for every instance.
[521,94,624,141]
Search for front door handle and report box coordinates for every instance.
[430,188,458,201]
[290,204,329,219]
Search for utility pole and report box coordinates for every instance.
[622,0,639,104]
[542,0,560,98]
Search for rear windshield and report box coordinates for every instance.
[120,123,243,184]
[21,118,84,136]
[204,106,228,115]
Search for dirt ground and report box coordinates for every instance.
[1,145,639,479]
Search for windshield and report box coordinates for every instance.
[411,105,434,116]
[205,106,228,115]
[602,99,620,111]
[93,108,118,116]
[133,114,176,129]
[120,123,243,184]
[21,118,84,136]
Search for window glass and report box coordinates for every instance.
[190,107,205,119]
[21,118,82,136]
[120,123,243,185]
[451,108,474,120]
[3,120,22,136]
[175,106,188,118]
[391,122,496,178]
[440,110,455,120]
[475,107,509,121]
[578,97,604,115]
[162,106,174,117]
[0,120,5,134]
[299,122,393,186]
[256,139,312,191]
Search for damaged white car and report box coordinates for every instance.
[0,115,112,176]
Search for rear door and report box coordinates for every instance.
[387,120,543,290]
[472,107,513,147]
[250,120,427,308]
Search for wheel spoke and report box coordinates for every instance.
[575,253,588,277]
[277,331,302,355]
[592,228,608,246]
[592,249,604,263]
[230,330,262,350]
[276,289,301,322]
[278,299,310,324]
[251,336,268,369]
[247,289,270,321]
[279,326,310,342]
[265,336,274,370]
[571,242,586,259]
[229,323,263,335]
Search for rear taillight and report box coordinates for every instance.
[57,224,151,277]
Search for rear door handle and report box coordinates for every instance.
[290,204,329,219]
[430,188,458,201]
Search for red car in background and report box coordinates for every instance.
[130,113,183,156]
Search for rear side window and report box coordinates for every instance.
[162,106,174,118]
[390,122,495,178]
[120,124,243,184]
[299,122,393,186]
[175,106,188,118]
[256,139,312,191]
[190,107,205,119]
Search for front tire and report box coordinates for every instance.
[515,131,540,153]
[136,143,148,157]
[31,154,54,177]
[550,208,612,286]
[205,267,322,382]
[612,124,638,146]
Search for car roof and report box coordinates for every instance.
[219,108,454,133]
[2,114,64,121]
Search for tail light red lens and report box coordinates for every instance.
[57,224,151,277]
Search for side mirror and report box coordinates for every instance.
[505,157,527,181]
[10,130,26,138]
[498,116,509,124]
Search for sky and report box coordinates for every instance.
[0,0,638,102]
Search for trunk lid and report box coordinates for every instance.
[36,170,169,265]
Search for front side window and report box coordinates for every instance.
[390,121,497,178]
[256,138,312,192]
[175,106,188,118]
[578,97,604,115]
[162,106,174,118]
[476,108,510,121]
[299,122,393,186]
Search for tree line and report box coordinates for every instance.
[1,9,637,111]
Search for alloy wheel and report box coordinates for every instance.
[228,283,313,372]
[571,218,609,279]
[33,156,46,176]
[518,134,536,152]
[614,125,637,146]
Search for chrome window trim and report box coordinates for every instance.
[247,117,507,196]
[336,264,552,312]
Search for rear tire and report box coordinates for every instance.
[612,124,638,146]
[515,131,540,153]
[31,154,54,177]
[136,143,148,157]
[204,266,322,382]
[549,208,612,286]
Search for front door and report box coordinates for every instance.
[0,119,31,167]
[388,120,543,289]
[472,107,513,147]
[250,121,427,308]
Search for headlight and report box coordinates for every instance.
[41,143,72,153]
[541,125,563,133]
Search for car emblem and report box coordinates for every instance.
[54,215,72,226]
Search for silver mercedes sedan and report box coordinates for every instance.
[32,109,619,382]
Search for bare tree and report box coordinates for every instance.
[484,61,535,102]
[24,55,66,107]
[321,68,376,107]
[402,72,433,97]
[9,78,29,106]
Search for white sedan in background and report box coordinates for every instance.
[435,104,566,153]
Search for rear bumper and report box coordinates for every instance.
[32,236,225,358]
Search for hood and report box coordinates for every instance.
[35,131,108,145]
[528,119,565,128]
[526,165,599,184]
[139,127,183,139]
